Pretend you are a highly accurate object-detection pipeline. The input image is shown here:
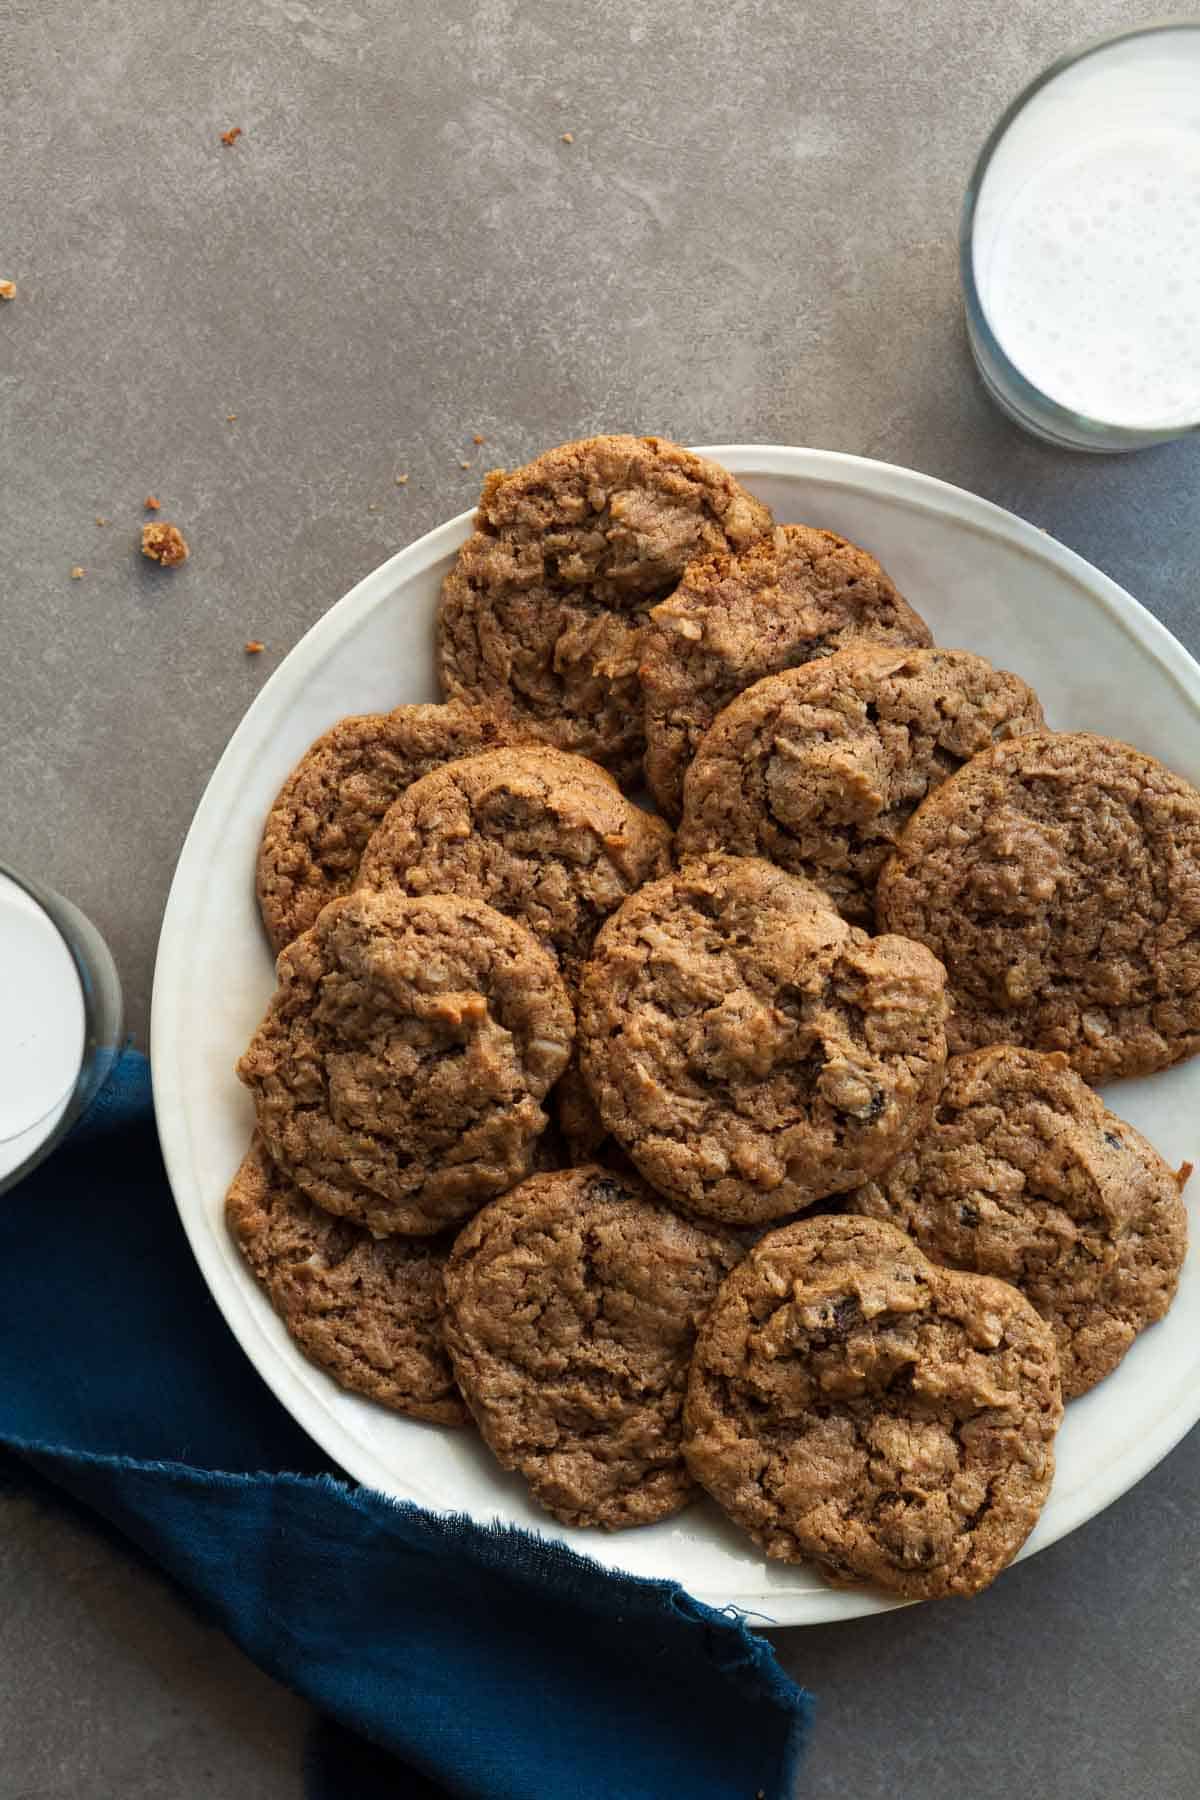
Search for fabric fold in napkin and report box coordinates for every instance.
[0,1052,811,1800]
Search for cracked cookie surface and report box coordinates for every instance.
[577,854,948,1223]
[226,1136,468,1424]
[683,1215,1062,1598]
[355,746,672,988]
[642,524,932,819]
[443,1166,741,1528]
[846,1046,1189,1397]
[257,701,525,954]
[236,889,574,1236]
[436,435,772,784]
[677,644,1043,924]
[875,730,1200,1081]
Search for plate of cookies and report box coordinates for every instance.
[152,438,1199,1624]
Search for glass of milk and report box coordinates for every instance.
[963,23,1200,451]
[0,862,123,1195]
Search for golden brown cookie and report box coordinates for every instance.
[436,436,772,784]
[354,746,672,988]
[576,855,948,1223]
[683,1215,1063,1598]
[256,702,524,954]
[641,524,933,819]
[236,889,574,1236]
[442,1166,742,1528]
[677,645,1044,924]
[225,1137,468,1424]
[875,731,1200,1081]
[845,1047,1190,1397]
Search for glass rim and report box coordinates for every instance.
[960,18,1200,447]
[0,856,121,1194]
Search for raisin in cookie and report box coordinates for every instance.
[436,436,772,784]
[257,702,524,954]
[876,731,1200,1081]
[677,645,1044,924]
[642,524,933,819]
[684,1215,1063,1598]
[577,855,948,1223]
[355,745,672,987]
[846,1046,1190,1397]
[442,1166,741,1528]
[236,889,574,1236]
[225,1137,467,1424]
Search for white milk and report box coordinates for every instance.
[972,29,1200,432]
[0,871,86,1182]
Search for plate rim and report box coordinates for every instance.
[151,443,1200,1626]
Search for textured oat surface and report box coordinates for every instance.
[846,1047,1189,1397]
[256,702,525,953]
[236,889,574,1235]
[677,644,1044,923]
[684,1215,1063,1598]
[225,1136,468,1424]
[355,744,672,986]
[578,854,948,1221]
[641,524,932,819]
[876,731,1200,1081]
[443,1166,741,1527]
[436,435,771,783]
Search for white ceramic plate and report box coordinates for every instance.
[152,447,1200,1626]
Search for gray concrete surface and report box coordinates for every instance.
[2,1,1198,1795]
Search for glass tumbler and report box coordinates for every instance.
[962,23,1200,451]
[0,861,124,1195]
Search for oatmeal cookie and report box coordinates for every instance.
[846,1046,1190,1396]
[436,435,772,784]
[442,1166,741,1527]
[876,731,1200,1081]
[577,855,948,1222]
[683,1214,1063,1598]
[642,524,932,819]
[225,1137,467,1424]
[677,644,1043,924]
[236,889,574,1236]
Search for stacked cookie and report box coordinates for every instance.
[229,434,1193,1603]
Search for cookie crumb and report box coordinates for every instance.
[245,639,265,654]
[0,279,15,301]
[226,412,238,422]
[144,495,161,511]
[395,472,409,485]
[141,521,190,566]
[561,132,574,144]
[367,501,380,511]
[220,127,243,147]
[95,515,110,527]
[459,460,472,470]
[70,566,85,580]
[472,433,485,445]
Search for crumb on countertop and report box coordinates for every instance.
[221,127,243,147]
[459,459,472,469]
[70,566,85,580]
[244,640,265,654]
[395,472,409,485]
[95,515,110,527]
[0,279,16,301]
[226,412,238,422]
[472,433,485,445]
[560,132,574,144]
[144,495,161,510]
[141,521,189,566]
[367,501,380,511]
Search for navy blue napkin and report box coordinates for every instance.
[0,1053,811,1800]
